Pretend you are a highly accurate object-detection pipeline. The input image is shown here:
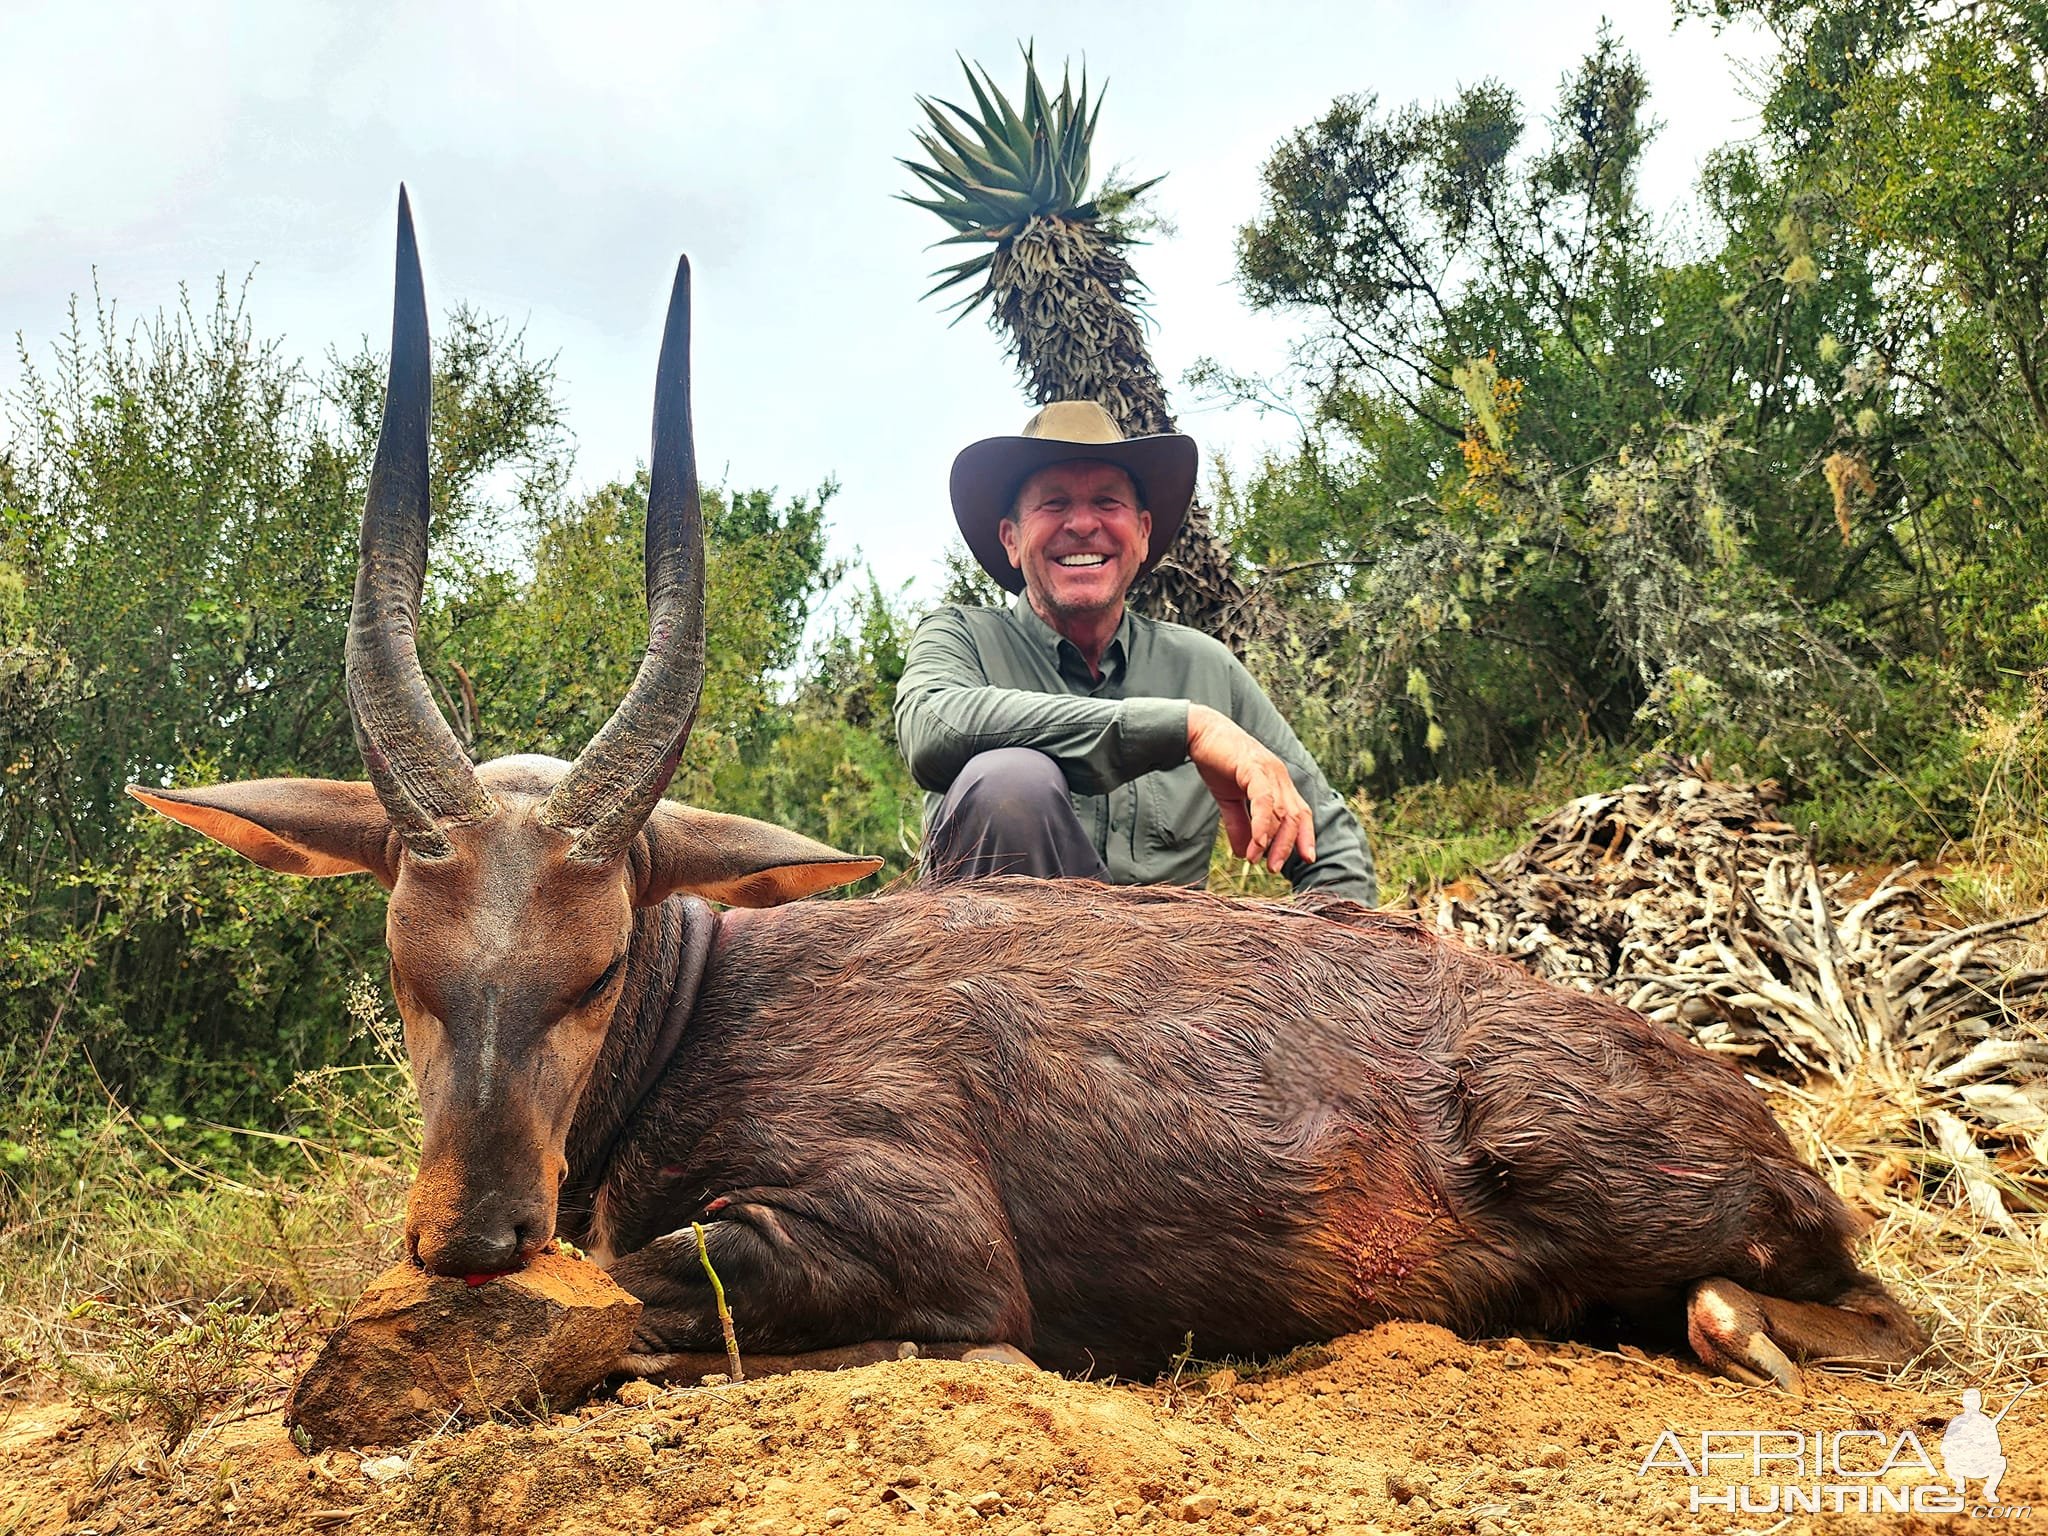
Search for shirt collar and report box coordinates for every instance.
[1009,592,1134,680]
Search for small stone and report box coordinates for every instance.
[1178,1492,1222,1521]
[285,1252,641,1451]
[952,1442,993,1473]
[700,1372,731,1387]
[968,1491,1004,1514]
[1111,1497,1143,1517]
[615,1379,661,1408]
[1385,1472,1427,1504]
[824,1510,852,1528]
[361,1454,408,1485]
[1536,1444,1569,1469]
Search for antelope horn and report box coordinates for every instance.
[539,256,706,861]
[344,187,496,856]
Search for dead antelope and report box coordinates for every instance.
[133,193,1925,1390]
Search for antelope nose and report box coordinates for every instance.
[405,1148,555,1276]
[413,1214,542,1278]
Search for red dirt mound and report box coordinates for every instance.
[9,1321,2037,1535]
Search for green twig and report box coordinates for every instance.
[692,1222,743,1383]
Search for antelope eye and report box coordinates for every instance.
[579,955,626,1009]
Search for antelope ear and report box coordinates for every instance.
[127,780,399,886]
[638,800,883,908]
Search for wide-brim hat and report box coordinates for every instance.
[950,400,1197,594]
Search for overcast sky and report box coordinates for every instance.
[3,1,1768,605]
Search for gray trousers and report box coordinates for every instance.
[921,748,1109,883]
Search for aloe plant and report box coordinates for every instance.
[903,47,1249,643]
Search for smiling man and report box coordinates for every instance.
[894,401,1377,899]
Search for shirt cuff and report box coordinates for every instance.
[1120,697,1191,775]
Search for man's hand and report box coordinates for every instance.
[1186,703,1317,874]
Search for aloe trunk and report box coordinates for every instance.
[903,49,1250,647]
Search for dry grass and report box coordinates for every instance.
[1860,804,2048,1389]
[1772,1069,2048,1394]
[0,976,416,1444]
[1873,688,2048,1391]
[1938,682,2048,936]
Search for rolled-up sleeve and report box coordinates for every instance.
[894,609,1189,796]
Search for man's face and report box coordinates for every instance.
[998,459,1152,623]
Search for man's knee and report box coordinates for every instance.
[944,748,1071,834]
[923,748,1105,883]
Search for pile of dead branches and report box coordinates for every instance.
[1431,761,2048,1225]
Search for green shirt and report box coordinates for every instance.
[893,596,1377,899]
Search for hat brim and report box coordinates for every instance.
[950,432,1197,595]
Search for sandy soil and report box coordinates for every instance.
[7,1321,2039,1536]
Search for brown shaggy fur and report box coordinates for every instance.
[564,879,1914,1378]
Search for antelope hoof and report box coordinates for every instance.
[957,1342,1038,1369]
[1687,1278,1804,1394]
[619,1351,689,1378]
[883,1340,1039,1368]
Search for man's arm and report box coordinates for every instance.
[893,607,1189,795]
[1215,657,1378,902]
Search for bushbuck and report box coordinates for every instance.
[133,193,1925,1390]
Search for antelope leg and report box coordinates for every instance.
[606,1172,1034,1360]
[1686,1275,1926,1393]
